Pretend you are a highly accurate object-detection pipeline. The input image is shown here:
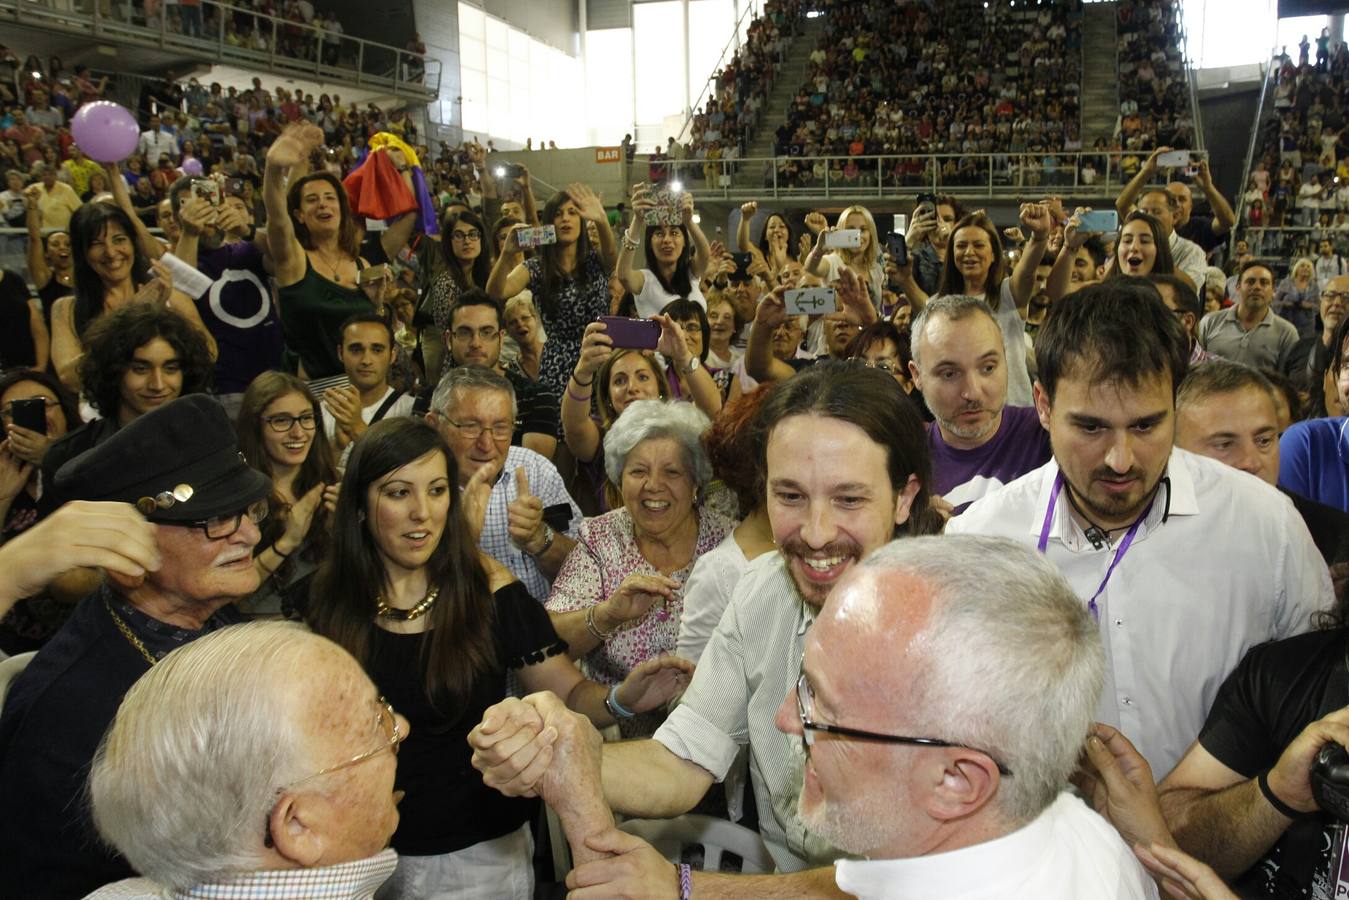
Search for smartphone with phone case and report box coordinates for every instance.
[8,398,46,435]
[1077,210,1119,233]
[825,229,863,249]
[884,232,909,266]
[643,187,683,226]
[516,225,557,249]
[784,287,838,315]
[915,192,938,217]
[598,316,661,350]
[192,179,221,206]
[1156,150,1192,169]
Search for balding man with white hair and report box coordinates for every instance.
[85,622,408,898]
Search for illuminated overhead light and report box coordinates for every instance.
[805,9,821,18]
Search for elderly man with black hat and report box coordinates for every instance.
[0,394,271,900]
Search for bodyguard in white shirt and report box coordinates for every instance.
[950,282,1333,780]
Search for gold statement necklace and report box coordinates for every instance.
[375,585,441,622]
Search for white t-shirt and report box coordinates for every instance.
[677,531,752,664]
[834,793,1159,900]
[633,268,706,318]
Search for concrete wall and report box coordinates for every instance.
[479,0,577,54]
[414,0,463,143]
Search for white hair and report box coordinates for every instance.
[603,398,712,489]
[862,535,1104,825]
[88,622,323,890]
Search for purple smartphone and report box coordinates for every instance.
[598,316,661,350]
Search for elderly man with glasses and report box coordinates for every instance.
[0,395,272,899]
[83,621,409,899]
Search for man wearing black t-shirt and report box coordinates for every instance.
[1159,604,1349,899]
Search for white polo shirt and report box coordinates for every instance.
[948,448,1333,779]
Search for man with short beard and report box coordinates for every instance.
[909,295,1050,514]
[470,363,943,894]
[950,281,1332,779]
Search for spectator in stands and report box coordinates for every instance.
[49,202,215,394]
[744,271,877,386]
[487,184,617,405]
[846,319,919,404]
[909,295,1051,514]
[1176,359,1348,563]
[86,622,406,899]
[1273,257,1320,339]
[1314,237,1347,290]
[305,416,690,898]
[27,165,81,231]
[321,313,415,453]
[264,124,373,380]
[234,372,338,619]
[905,195,961,298]
[546,398,731,736]
[950,280,1332,778]
[1115,210,1177,280]
[24,88,62,131]
[423,210,494,386]
[1279,317,1349,512]
[137,112,177,165]
[426,366,579,602]
[736,201,801,286]
[804,205,884,309]
[41,303,214,496]
[616,184,710,318]
[438,289,558,458]
[1199,261,1299,372]
[171,177,282,414]
[1129,185,1208,290]
[1151,273,1214,365]
[503,294,544,382]
[702,291,742,392]
[0,395,269,899]
[1168,163,1237,253]
[0,369,81,652]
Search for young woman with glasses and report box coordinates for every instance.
[307,417,692,898]
[424,210,493,385]
[234,371,339,617]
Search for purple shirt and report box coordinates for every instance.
[193,240,283,394]
[928,405,1052,514]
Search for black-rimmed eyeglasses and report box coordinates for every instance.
[795,668,1013,777]
[177,498,269,540]
[261,412,317,432]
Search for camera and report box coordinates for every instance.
[1311,743,1349,819]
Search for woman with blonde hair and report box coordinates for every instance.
[1274,256,1320,338]
[802,203,884,310]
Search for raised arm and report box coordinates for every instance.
[1009,201,1052,315]
[23,186,51,287]
[561,321,613,463]
[745,286,800,384]
[378,156,420,261]
[104,162,164,262]
[1047,210,1090,304]
[683,191,712,279]
[736,200,757,252]
[656,313,721,417]
[263,123,325,287]
[485,224,530,301]
[1116,146,1169,219]
[569,182,617,274]
[615,184,650,295]
[50,297,83,394]
[1194,159,1237,235]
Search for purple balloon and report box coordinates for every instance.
[70,101,140,163]
[180,157,203,176]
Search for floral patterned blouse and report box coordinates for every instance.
[524,249,611,405]
[545,504,734,688]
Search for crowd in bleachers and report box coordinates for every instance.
[0,3,1347,900]
[1115,0,1193,152]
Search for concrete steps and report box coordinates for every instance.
[1080,2,1120,144]
[743,15,826,159]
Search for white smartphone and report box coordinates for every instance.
[825,229,863,249]
[1157,150,1192,169]
[784,287,837,315]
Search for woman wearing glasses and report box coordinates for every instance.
[424,210,493,385]
[307,417,692,898]
[235,372,339,618]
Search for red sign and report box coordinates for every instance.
[595,147,621,163]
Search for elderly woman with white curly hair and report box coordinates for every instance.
[546,398,733,736]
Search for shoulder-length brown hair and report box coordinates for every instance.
[596,349,670,431]
[307,418,497,717]
[286,171,360,258]
[938,211,1006,300]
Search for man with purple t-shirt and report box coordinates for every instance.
[171,177,283,414]
[908,295,1051,514]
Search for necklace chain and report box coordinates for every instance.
[375,585,441,621]
[105,599,158,667]
[311,247,348,284]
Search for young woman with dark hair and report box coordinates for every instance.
[235,371,339,617]
[486,183,616,404]
[48,202,214,395]
[306,417,690,897]
[615,183,710,316]
[735,201,800,285]
[422,209,493,385]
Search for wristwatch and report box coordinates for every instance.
[681,356,701,375]
[525,524,555,557]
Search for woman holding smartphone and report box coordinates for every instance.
[615,183,711,317]
[802,205,884,310]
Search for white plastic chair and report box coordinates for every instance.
[619,814,776,874]
[0,652,36,710]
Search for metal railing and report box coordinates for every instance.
[651,149,1209,201]
[0,0,440,100]
[1232,57,1278,256]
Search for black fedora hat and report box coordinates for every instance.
[54,395,271,524]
